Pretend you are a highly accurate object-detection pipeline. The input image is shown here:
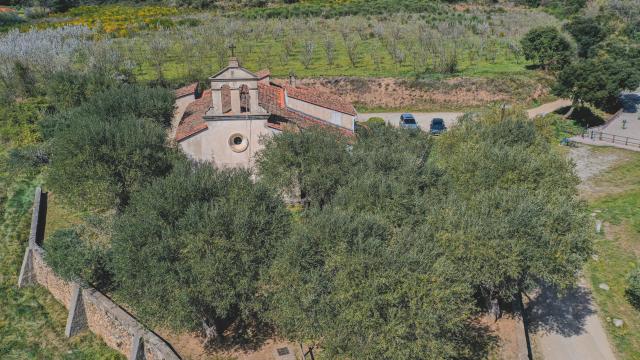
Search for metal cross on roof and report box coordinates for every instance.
[229,43,236,57]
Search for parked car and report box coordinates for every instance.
[430,118,447,135]
[400,113,419,130]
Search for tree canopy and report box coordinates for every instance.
[553,56,640,112]
[265,126,479,359]
[435,108,592,300]
[521,26,573,70]
[256,126,351,208]
[263,115,591,357]
[564,16,609,58]
[110,162,290,343]
[45,84,177,210]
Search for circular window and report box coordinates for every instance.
[229,133,249,153]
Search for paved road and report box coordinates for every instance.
[359,100,572,131]
[358,112,464,130]
[570,91,640,152]
[529,280,616,360]
[526,147,620,360]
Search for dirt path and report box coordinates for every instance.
[530,280,616,360]
[530,145,624,360]
[526,99,572,118]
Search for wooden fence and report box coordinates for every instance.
[581,130,640,148]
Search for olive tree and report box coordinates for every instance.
[520,26,573,71]
[256,126,351,209]
[111,162,290,345]
[268,208,479,360]
[46,84,177,211]
[435,108,592,303]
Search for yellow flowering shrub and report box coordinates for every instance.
[40,5,183,37]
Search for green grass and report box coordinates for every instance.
[4,2,558,105]
[0,158,123,359]
[586,150,640,359]
[132,35,537,84]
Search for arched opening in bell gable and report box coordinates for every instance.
[240,84,251,113]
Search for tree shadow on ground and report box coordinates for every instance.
[202,319,274,354]
[554,106,605,128]
[465,320,501,360]
[620,93,640,113]
[526,284,596,337]
[525,64,543,71]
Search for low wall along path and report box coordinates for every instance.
[17,187,182,360]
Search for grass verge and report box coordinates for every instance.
[587,149,640,359]
[0,163,123,359]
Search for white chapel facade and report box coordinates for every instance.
[173,58,357,168]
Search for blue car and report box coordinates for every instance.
[400,113,419,130]
[430,118,447,135]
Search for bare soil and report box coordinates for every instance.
[157,329,300,360]
[568,146,633,200]
[299,76,551,111]
[478,314,528,360]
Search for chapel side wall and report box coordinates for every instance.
[21,188,181,360]
[285,97,354,130]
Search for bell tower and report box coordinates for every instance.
[207,57,266,118]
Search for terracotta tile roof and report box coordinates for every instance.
[258,82,354,137]
[176,82,354,142]
[256,69,271,79]
[273,79,357,116]
[175,89,210,141]
[175,82,198,99]
[266,121,284,131]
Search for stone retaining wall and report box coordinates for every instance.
[18,187,181,360]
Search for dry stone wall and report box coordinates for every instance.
[18,187,181,360]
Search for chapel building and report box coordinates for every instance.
[173,57,357,168]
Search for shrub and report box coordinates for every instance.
[0,98,47,147]
[627,267,640,309]
[356,117,386,132]
[176,17,201,27]
[0,11,24,26]
[7,143,50,171]
[24,7,49,19]
[45,228,114,290]
[46,70,117,110]
[365,116,386,126]
[521,26,573,71]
